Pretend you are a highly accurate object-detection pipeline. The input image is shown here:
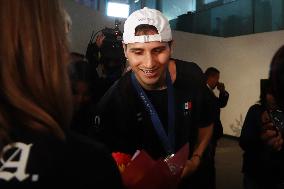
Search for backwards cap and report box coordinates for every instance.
[123,7,172,44]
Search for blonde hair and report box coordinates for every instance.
[0,0,73,149]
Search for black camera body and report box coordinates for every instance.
[102,27,122,40]
[269,109,284,133]
[101,27,123,51]
[86,22,125,71]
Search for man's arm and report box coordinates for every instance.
[193,123,214,157]
[217,82,229,108]
[181,123,213,178]
[181,83,215,178]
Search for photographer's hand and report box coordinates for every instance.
[96,33,105,48]
[260,110,283,151]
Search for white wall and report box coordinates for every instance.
[64,0,284,136]
[173,30,284,136]
[63,0,125,54]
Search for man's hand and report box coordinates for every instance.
[260,110,283,151]
[216,82,225,92]
[181,155,201,178]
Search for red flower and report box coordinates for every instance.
[112,152,132,173]
[111,143,189,189]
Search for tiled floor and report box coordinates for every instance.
[215,136,243,189]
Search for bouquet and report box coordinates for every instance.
[112,143,189,189]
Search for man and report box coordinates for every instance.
[205,67,229,143]
[204,67,229,189]
[91,7,214,188]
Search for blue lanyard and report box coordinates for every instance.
[131,70,175,155]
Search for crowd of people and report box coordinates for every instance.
[0,1,284,189]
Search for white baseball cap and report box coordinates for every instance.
[123,7,172,44]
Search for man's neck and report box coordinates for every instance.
[168,59,176,83]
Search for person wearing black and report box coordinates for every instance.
[239,79,284,189]
[69,59,97,135]
[259,46,284,189]
[91,7,214,188]
[86,30,126,103]
[0,1,123,188]
[261,46,284,152]
[269,45,284,114]
[205,67,229,143]
[203,67,229,189]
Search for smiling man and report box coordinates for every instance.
[92,7,214,188]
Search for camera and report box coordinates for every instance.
[85,20,125,70]
[99,27,125,69]
[100,27,123,53]
[102,27,122,41]
[269,109,284,133]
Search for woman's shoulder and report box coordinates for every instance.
[0,131,123,188]
[63,131,123,187]
[64,131,117,168]
[248,104,265,113]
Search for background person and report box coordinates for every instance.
[203,67,229,189]
[69,59,96,135]
[239,79,283,189]
[261,46,284,152]
[205,67,229,143]
[259,46,284,189]
[86,27,126,102]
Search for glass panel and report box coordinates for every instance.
[160,0,196,20]
[129,0,142,14]
[74,0,100,10]
[204,0,218,4]
[144,0,156,9]
[254,0,284,33]
[171,0,284,37]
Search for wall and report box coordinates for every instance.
[64,0,284,136]
[63,0,126,54]
[173,30,284,136]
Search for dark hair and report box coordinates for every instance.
[205,67,220,78]
[269,45,284,110]
[135,24,159,35]
[259,79,273,105]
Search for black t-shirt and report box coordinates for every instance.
[90,59,213,159]
[145,88,169,131]
[0,130,123,189]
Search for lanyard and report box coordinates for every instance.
[131,70,175,155]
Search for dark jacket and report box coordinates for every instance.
[209,89,229,142]
[0,130,124,189]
